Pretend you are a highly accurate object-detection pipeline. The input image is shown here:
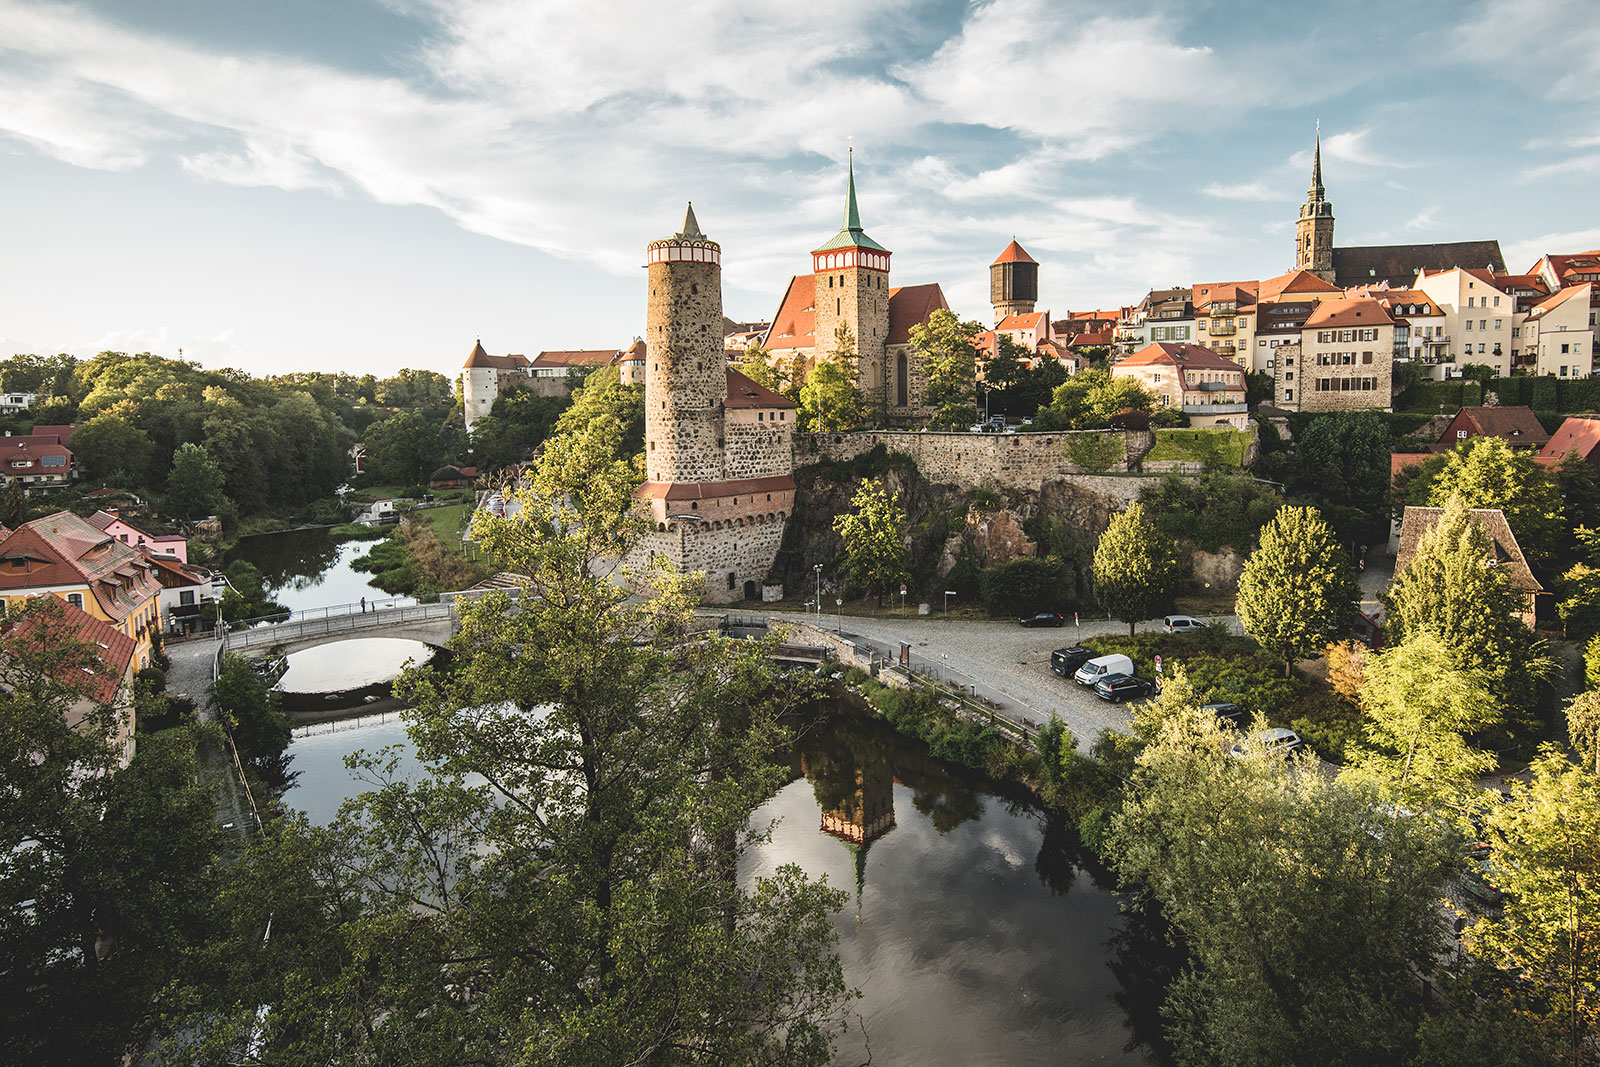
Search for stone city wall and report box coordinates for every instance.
[724,416,794,481]
[794,429,1156,493]
[635,516,789,605]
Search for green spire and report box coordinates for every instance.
[843,147,861,232]
[813,146,889,254]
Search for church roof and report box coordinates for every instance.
[1332,241,1506,289]
[812,151,889,254]
[761,277,949,351]
[992,240,1036,266]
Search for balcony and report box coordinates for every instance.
[1208,322,1237,337]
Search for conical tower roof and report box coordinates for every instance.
[678,202,703,238]
[813,148,889,254]
[463,339,492,368]
[992,239,1037,266]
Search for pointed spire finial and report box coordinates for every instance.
[1309,123,1325,202]
[843,146,862,232]
[679,202,702,238]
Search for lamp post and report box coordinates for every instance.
[835,597,843,635]
[814,564,822,621]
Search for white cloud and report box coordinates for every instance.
[1520,152,1600,183]
[1202,181,1286,202]
[1404,206,1440,231]
[1505,228,1600,272]
[1453,0,1600,101]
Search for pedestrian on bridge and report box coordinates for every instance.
[361,596,367,613]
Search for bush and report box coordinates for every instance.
[1395,380,1483,412]
[1144,427,1251,468]
[1288,691,1366,764]
[1082,631,1304,721]
[979,557,1068,615]
[1558,378,1600,413]
[136,666,167,694]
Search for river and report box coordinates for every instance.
[229,526,413,615]
[283,710,1167,1065]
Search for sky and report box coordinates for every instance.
[2,0,1599,380]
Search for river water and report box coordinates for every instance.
[229,527,412,615]
[283,711,1165,1066]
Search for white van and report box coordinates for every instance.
[1074,653,1135,686]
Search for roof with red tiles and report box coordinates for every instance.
[28,424,77,447]
[1303,297,1396,329]
[1540,417,1600,462]
[637,474,796,500]
[1494,272,1549,294]
[996,311,1049,333]
[1395,506,1540,594]
[1192,281,1259,309]
[992,240,1036,266]
[531,349,618,368]
[6,597,136,705]
[0,437,71,473]
[1259,269,1344,300]
[725,368,796,409]
[887,283,951,345]
[1391,453,1431,479]
[462,341,531,370]
[1438,407,1550,450]
[1115,342,1239,370]
[1530,284,1591,316]
[0,511,160,623]
[764,275,948,351]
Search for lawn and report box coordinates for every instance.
[417,502,472,546]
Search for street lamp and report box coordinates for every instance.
[835,597,843,635]
[813,564,822,621]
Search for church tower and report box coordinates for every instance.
[1295,128,1336,283]
[645,204,725,485]
[990,239,1039,324]
[811,149,892,411]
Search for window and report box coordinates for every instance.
[1563,344,1572,354]
[1480,320,1487,331]
[1494,296,1501,307]
[1478,343,1486,353]
[67,593,82,609]
[1466,320,1473,331]
[1513,327,1521,338]
[1284,389,1293,401]
[1285,372,1294,381]
[1467,297,1475,308]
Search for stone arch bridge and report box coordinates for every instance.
[221,601,459,660]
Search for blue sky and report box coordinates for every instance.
[2,0,1597,379]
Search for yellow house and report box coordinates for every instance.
[0,511,162,671]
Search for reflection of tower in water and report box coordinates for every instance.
[802,750,896,924]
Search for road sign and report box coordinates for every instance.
[1154,654,1163,667]
[900,584,907,596]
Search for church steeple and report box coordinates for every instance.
[1295,125,1336,283]
[813,147,889,257]
[1308,125,1326,202]
[843,148,862,231]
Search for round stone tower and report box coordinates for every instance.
[645,204,726,485]
[990,239,1039,324]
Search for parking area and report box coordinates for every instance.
[772,610,1234,750]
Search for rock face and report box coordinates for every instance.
[768,446,1166,599]
[1190,546,1246,592]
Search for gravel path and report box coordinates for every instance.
[770,609,1240,750]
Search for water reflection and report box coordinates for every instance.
[278,638,434,693]
[230,528,404,612]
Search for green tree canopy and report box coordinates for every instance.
[1421,436,1565,571]
[832,477,909,606]
[1035,366,1155,430]
[361,410,444,486]
[908,308,980,429]
[164,441,226,519]
[1288,410,1393,548]
[799,351,864,432]
[70,410,155,487]
[1236,505,1358,676]
[553,365,645,461]
[1092,501,1182,636]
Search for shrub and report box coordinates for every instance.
[1144,427,1250,468]
[979,557,1068,615]
[1082,631,1304,721]
[1064,432,1124,473]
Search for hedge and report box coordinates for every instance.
[1144,427,1251,468]
[1394,380,1482,412]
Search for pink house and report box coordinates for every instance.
[86,510,188,563]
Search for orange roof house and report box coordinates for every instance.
[5,596,139,766]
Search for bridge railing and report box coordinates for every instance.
[225,601,455,649]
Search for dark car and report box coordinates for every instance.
[1050,646,1095,677]
[1204,702,1247,729]
[1094,673,1155,703]
[1019,612,1066,628]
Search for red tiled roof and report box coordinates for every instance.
[29,424,77,447]
[1391,453,1430,478]
[1531,284,1591,316]
[463,342,530,371]
[996,311,1049,333]
[1192,281,1258,308]
[887,283,950,345]
[0,511,160,623]
[1303,297,1396,329]
[1258,269,1343,300]
[1441,407,1550,449]
[725,368,796,409]
[531,349,617,368]
[764,274,816,351]
[1494,272,1548,293]
[1540,417,1600,461]
[1116,342,1238,370]
[992,240,1037,265]
[1067,330,1114,347]
[0,437,71,473]
[6,598,136,704]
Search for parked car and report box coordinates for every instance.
[1019,611,1066,628]
[1164,614,1207,634]
[1204,702,1247,729]
[1075,653,1136,686]
[968,422,1001,433]
[1094,673,1154,703]
[1229,727,1302,758]
[1050,646,1095,677]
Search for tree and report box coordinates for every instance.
[1111,694,1456,1067]
[185,414,854,1060]
[1092,501,1181,636]
[1289,411,1393,549]
[798,352,863,432]
[1349,631,1499,814]
[362,410,443,487]
[212,654,293,787]
[734,342,791,398]
[1035,367,1155,430]
[1236,506,1357,677]
[164,441,226,519]
[1383,494,1555,734]
[69,410,155,487]
[833,477,909,606]
[1567,691,1600,776]
[981,333,1027,399]
[554,365,645,460]
[1423,435,1565,571]
[0,598,228,1064]
[908,308,981,429]
[1467,751,1600,1066]
[1559,527,1600,643]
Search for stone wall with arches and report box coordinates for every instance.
[634,509,789,605]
